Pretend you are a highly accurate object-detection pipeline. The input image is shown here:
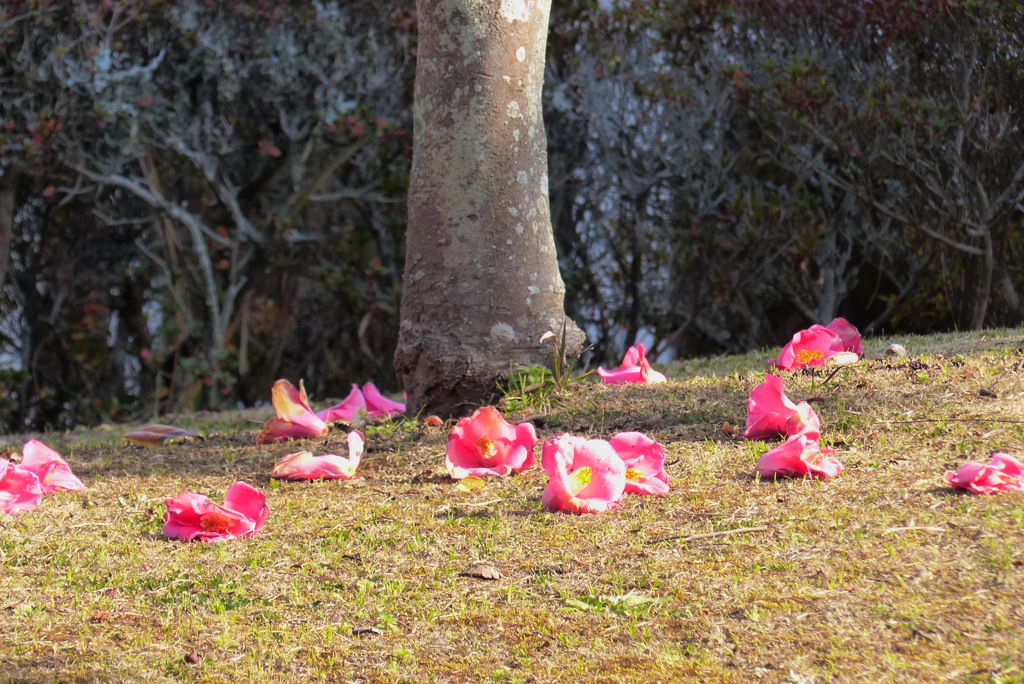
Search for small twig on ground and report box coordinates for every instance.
[647,525,769,545]
[435,499,503,514]
[884,526,945,534]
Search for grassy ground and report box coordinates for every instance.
[2,328,1024,683]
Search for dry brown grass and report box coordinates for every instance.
[2,328,1024,683]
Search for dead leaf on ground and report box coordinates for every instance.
[124,424,202,447]
[461,560,501,580]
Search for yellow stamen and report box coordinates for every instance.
[625,468,643,482]
[796,349,824,365]
[476,438,498,461]
[199,510,233,533]
[568,466,592,494]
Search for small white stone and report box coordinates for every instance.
[516,46,527,62]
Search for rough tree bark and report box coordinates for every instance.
[395,0,584,417]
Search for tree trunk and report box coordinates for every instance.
[0,172,16,289]
[395,0,584,417]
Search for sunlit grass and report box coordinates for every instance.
[1,327,1023,681]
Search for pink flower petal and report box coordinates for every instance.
[362,382,407,418]
[19,440,85,493]
[608,431,670,495]
[826,317,864,356]
[256,379,329,444]
[0,459,43,514]
[597,344,667,385]
[744,375,821,441]
[757,434,844,480]
[316,384,367,423]
[944,452,1024,494]
[271,431,366,481]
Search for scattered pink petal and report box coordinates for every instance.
[769,325,842,370]
[757,433,844,480]
[19,440,85,493]
[256,379,329,444]
[124,424,200,447]
[743,375,821,441]
[163,481,269,542]
[944,453,1024,494]
[362,382,406,418]
[596,343,667,385]
[316,384,367,423]
[541,435,626,514]
[608,431,669,495]
[445,406,537,479]
[0,459,43,514]
[825,317,864,356]
[271,431,365,480]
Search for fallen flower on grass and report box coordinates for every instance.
[124,424,200,447]
[0,459,43,514]
[596,343,667,385]
[608,431,670,495]
[19,440,85,493]
[744,374,820,441]
[944,453,1024,494]
[256,379,329,444]
[770,318,864,370]
[270,431,365,480]
[446,406,537,479]
[163,481,269,542]
[316,382,406,423]
[541,435,626,514]
[769,325,842,371]
[756,433,844,480]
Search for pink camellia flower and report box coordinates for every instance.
[256,379,329,444]
[541,435,627,514]
[944,453,1024,494]
[744,374,821,441]
[826,317,864,356]
[163,481,269,542]
[271,431,365,480]
[0,459,43,514]
[596,343,667,385]
[18,440,85,493]
[316,382,406,423]
[756,433,844,480]
[445,406,537,479]
[362,382,407,418]
[608,431,669,495]
[770,325,842,371]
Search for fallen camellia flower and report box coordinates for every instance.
[270,431,365,480]
[18,440,85,494]
[316,382,406,423]
[0,459,43,514]
[445,406,537,479]
[825,317,863,356]
[770,324,843,371]
[596,343,667,385]
[756,433,844,480]
[163,481,269,542]
[744,375,820,441]
[608,431,670,495]
[124,424,200,447]
[541,435,626,514]
[256,379,329,444]
[944,453,1024,494]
